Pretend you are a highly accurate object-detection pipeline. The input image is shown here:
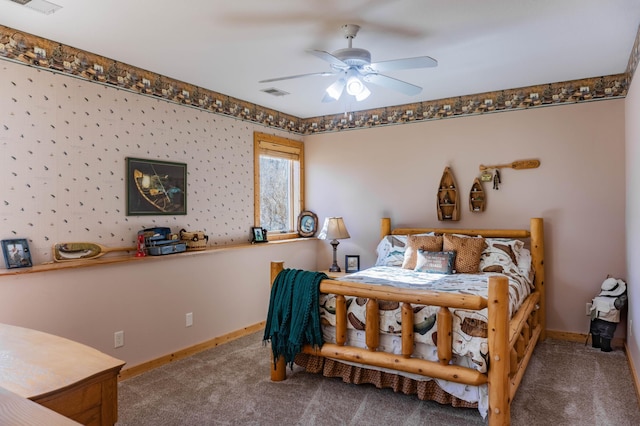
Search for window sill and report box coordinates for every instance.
[266,232,304,241]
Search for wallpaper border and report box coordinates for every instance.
[1,23,637,136]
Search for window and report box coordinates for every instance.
[254,132,304,240]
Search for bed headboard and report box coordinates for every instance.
[379,217,546,339]
[381,217,534,240]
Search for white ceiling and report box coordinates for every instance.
[1,0,639,118]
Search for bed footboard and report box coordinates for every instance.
[269,262,536,424]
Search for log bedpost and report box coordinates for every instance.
[401,303,414,358]
[381,218,391,240]
[530,217,545,340]
[437,307,453,365]
[366,299,380,351]
[270,261,287,382]
[487,275,510,425]
[335,295,347,346]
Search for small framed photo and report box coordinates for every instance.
[252,227,267,243]
[2,239,33,269]
[297,210,318,238]
[345,255,360,273]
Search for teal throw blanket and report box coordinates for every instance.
[263,269,327,369]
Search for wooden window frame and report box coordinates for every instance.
[253,132,305,241]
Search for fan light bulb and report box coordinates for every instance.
[345,76,371,101]
[355,84,371,101]
[325,80,344,100]
[346,77,364,95]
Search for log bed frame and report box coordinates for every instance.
[270,217,545,425]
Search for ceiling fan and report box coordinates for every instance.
[259,24,437,103]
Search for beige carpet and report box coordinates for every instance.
[117,332,640,425]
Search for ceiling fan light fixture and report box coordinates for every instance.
[345,76,370,101]
[354,84,371,101]
[325,79,345,100]
[345,76,363,95]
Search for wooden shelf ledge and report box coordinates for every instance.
[0,237,315,277]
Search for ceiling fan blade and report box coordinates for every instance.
[367,56,438,73]
[322,78,346,102]
[307,49,349,68]
[362,73,422,96]
[259,71,336,83]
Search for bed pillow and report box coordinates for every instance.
[479,237,534,288]
[443,234,486,273]
[516,247,534,287]
[375,235,409,267]
[482,238,524,265]
[414,250,456,274]
[479,244,521,274]
[401,234,443,270]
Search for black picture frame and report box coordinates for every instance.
[126,157,187,215]
[2,239,33,269]
[297,210,318,237]
[252,226,268,243]
[345,255,360,273]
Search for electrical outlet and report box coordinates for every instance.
[114,330,124,348]
[186,312,193,327]
[585,302,592,316]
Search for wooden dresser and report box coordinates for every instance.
[0,323,125,425]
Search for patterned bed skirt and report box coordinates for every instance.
[294,353,477,409]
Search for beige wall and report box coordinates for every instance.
[625,69,640,378]
[304,100,627,337]
[0,241,318,368]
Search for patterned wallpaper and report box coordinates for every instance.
[0,60,298,264]
[0,24,636,134]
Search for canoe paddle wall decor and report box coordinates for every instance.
[126,157,187,215]
[53,242,136,262]
[478,159,540,171]
[478,159,540,191]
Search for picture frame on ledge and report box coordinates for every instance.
[2,239,33,269]
[126,157,187,216]
[251,227,268,243]
[345,254,360,273]
[297,210,318,237]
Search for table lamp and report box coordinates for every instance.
[318,217,350,272]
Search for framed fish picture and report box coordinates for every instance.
[126,157,187,215]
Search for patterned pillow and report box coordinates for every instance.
[443,234,486,273]
[479,246,520,274]
[479,238,534,288]
[375,235,409,267]
[414,250,456,274]
[517,248,534,286]
[483,238,524,265]
[401,234,443,270]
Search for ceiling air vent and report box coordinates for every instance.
[261,88,289,97]
[8,0,62,14]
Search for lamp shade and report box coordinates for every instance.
[318,217,350,240]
